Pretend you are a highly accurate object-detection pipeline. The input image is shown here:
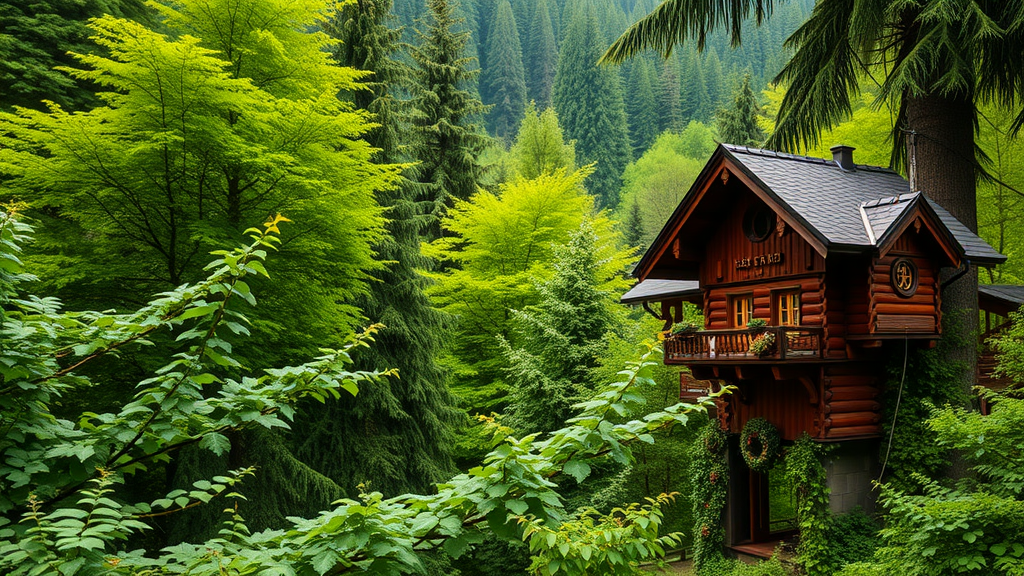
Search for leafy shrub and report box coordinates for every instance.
[0,213,720,575]
[828,508,879,567]
[746,318,768,329]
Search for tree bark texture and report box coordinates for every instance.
[905,90,978,409]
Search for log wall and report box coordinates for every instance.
[869,232,941,334]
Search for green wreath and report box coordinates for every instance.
[740,418,781,473]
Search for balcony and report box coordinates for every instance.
[665,326,824,364]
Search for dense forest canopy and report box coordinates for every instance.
[0,0,1022,574]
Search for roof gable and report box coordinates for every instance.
[636,144,1006,280]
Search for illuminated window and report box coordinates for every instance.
[732,294,754,327]
[776,291,801,326]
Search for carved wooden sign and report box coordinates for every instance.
[735,253,783,269]
[891,257,918,297]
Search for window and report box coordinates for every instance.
[776,291,801,326]
[732,294,754,327]
[743,207,777,242]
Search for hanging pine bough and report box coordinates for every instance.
[0,211,731,575]
[741,418,781,473]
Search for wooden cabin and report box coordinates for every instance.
[621,144,1013,554]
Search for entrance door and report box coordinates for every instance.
[748,459,797,542]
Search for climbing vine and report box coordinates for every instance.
[784,434,835,576]
[689,422,730,575]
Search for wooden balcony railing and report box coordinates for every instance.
[665,326,824,363]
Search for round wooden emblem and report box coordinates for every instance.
[890,258,918,297]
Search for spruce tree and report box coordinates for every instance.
[552,8,631,208]
[502,221,616,434]
[680,45,709,122]
[657,56,684,133]
[481,0,527,140]
[523,0,558,107]
[287,0,458,498]
[716,73,766,146]
[0,0,146,110]
[410,0,489,228]
[625,58,659,156]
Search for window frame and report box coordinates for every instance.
[774,289,801,327]
[730,293,754,328]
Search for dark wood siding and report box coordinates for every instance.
[701,191,825,287]
[722,379,818,441]
[705,278,824,330]
[869,232,941,334]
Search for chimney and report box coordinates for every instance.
[831,144,856,171]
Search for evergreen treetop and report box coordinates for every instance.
[716,73,766,147]
[552,7,632,208]
[509,102,576,179]
[410,0,490,230]
[482,0,528,141]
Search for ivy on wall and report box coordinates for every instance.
[784,434,835,576]
[690,422,730,575]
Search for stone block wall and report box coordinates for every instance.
[823,439,880,515]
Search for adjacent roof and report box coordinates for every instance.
[620,279,700,304]
[979,284,1024,310]
[635,145,1006,279]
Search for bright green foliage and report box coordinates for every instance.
[625,59,660,156]
[689,423,729,576]
[858,389,1024,575]
[784,434,834,576]
[0,3,395,365]
[878,329,967,492]
[523,494,682,576]
[0,0,144,110]
[290,0,459,499]
[509,102,577,179]
[502,221,618,435]
[991,307,1024,387]
[482,0,527,140]
[425,168,632,415]
[716,74,766,146]
[410,0,490,225]
[552,8,632,208]
[976,106,1024,286]
[0,214,719,573]
[617,124,716,245]
[523,0,558,108]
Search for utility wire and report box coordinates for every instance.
[877,334,908,484]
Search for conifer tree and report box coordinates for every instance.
[288,0,458,498]
[0,0,146,110]
[552,8,631,208]
[625,58,659,156]
[482,0,527,140]
[716,73,766,146]
[703,49,725,113]
[502,221,617,434]
[680,45,709,121]
[410,0,489,229]
[657,56,684,133]
[625,199,644,253]
[509,102,576,179]
[523,0,558,107]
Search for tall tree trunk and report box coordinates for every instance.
[905,91,978,479]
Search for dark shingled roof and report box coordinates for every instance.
[721,145,1006,265]
[621,280,700,304]
[979,284,1024,308]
